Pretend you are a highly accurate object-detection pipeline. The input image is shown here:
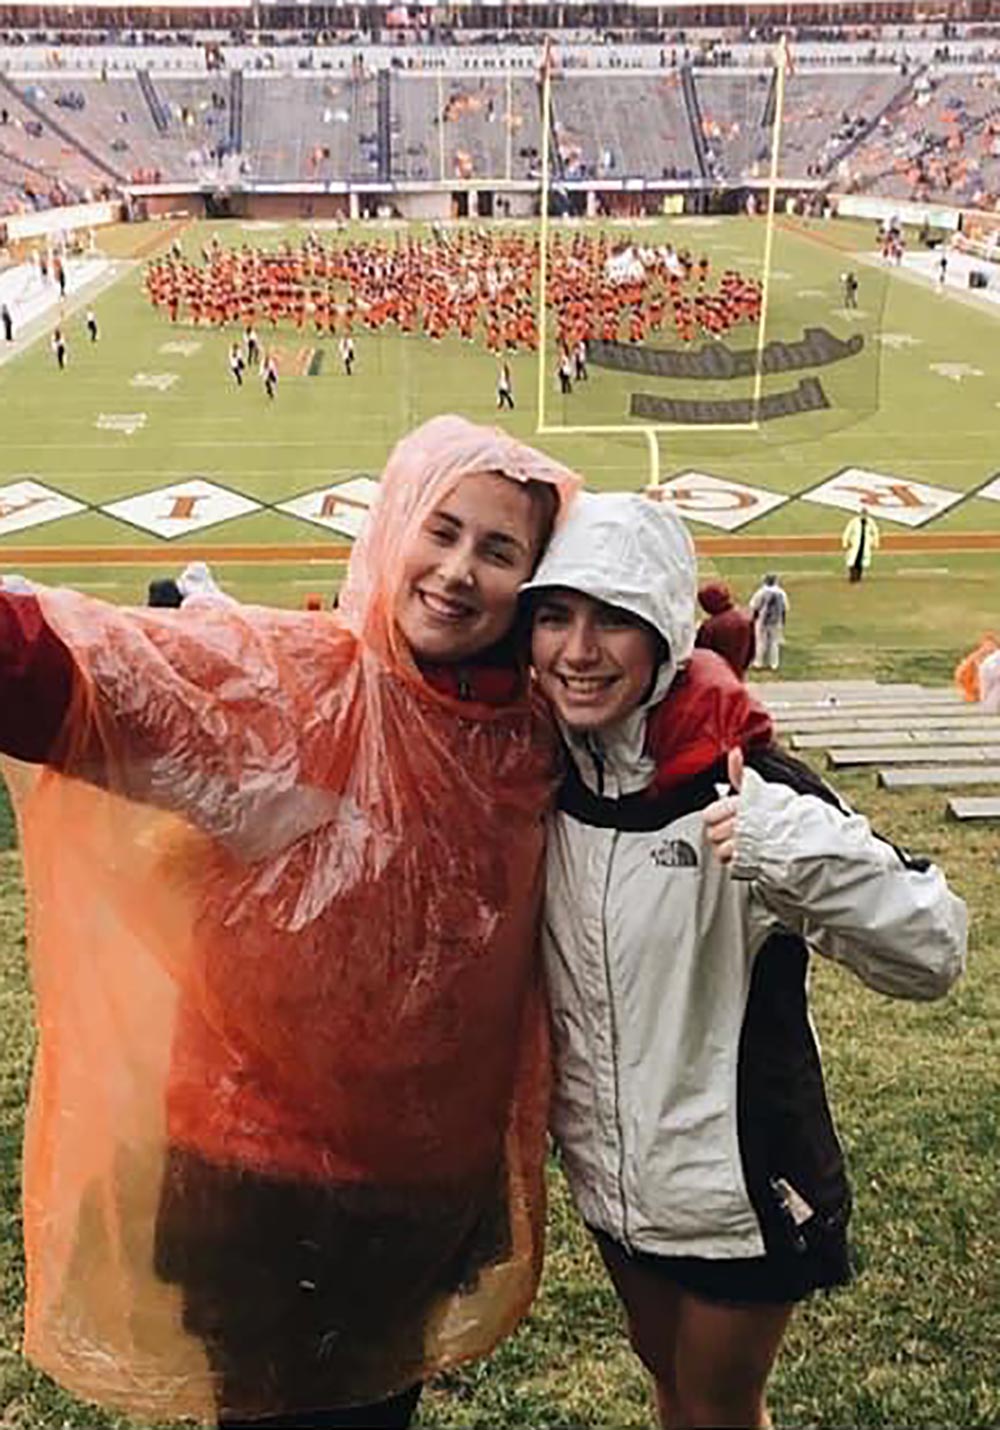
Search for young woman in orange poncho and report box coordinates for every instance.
[0,415,579,1430]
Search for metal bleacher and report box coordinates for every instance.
[241,73,372,184]
[551,72,700,182]
[694,71,773,183]
[0,55,995,209]
[391,73,541,183]
[845,68,1000,208]
[779,68,907,178]
[0,74,120,199]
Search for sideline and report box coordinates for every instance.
[0,258,134,367]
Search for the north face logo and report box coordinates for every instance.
[650,838,698,869]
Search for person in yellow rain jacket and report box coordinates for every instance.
[842,506,880,582]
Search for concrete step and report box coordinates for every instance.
[791,729,999,749]
[879,766,1000,789]
[947,796,1000,820]
[829,746,1000,768]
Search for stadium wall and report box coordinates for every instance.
[3,196,123,240]
[835,192,964,231]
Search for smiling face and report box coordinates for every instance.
[395,471,547,665]
[531,588,661,732]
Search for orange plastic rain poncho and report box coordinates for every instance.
[955,633,999,702]
[6,416,580,1424]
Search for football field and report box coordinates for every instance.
[0,213,998,683]
[1,215,1000,1429]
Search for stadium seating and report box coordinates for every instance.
[550,72,700,182]
[844,68,1000,208]
[241,74,372,184]
[0,46,997,212]
[391,74,541,182]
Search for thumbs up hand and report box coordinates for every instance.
[704,748,745,865]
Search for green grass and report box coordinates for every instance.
[1,214,999,547]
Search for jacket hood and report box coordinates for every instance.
[521,491,697,703]
[521,494,773,794]
[177,560,232,604]
[339,414,581,672]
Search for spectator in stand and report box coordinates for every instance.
[694,581,755,678]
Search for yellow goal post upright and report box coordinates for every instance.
[534,34,793,492]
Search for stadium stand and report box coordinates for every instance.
[550,71,699,182]
[780,67,909,178]
[695,70,772,182]
[391,74,541,183]
[0,74,121,207]
[0,11,997,218]
[844,67,1000,208]
[240,73,374,184]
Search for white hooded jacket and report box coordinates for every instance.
[525,494,967,1261]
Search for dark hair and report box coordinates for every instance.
[147,578,183,608]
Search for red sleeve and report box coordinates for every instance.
[0,592,78,763]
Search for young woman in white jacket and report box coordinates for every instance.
[522,492,967,1430]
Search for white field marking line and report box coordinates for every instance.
[855,248,1000,321]
[56,580,129,590]
[0,260,134,367]
[894,566,952,575]
[536,423,761,436]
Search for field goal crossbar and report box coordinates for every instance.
[534,37,793,485]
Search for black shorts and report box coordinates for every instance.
[592,1219,851,1308]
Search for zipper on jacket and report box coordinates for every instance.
[599,829,632,1249]
[586,735,606,796]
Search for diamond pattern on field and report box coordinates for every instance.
[276,477,380,539]
[101,479,261,538]
[978,475,1000,504]
[803,469,964,528]
[0,479,86,537]
[645,471,788,532]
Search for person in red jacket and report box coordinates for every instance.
[0,416,579,1430]
[694,580,755,678]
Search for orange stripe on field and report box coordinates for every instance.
[0,544,354,565]
[2,533,1000,567]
